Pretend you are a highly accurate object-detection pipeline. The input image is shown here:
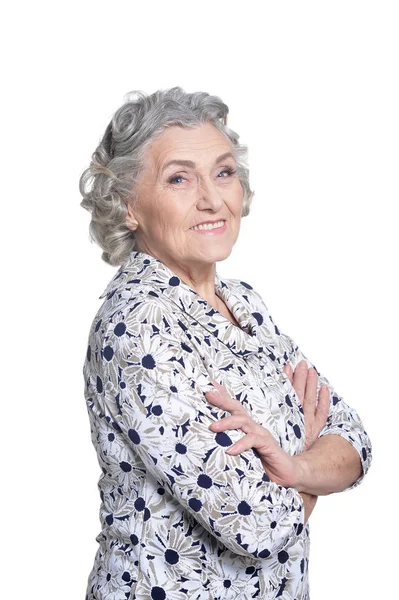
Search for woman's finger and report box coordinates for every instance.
[209,414,252,432]
[206,391,244,415]
[206,382,244,414]
[303,367,318,416]
[225,433,274,456]
[283,363,293,383]
[225,433,258,455]
[314,384,331,432]
[292,360,308,402]
[210,412,276,442]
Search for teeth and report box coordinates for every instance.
[191,220,225,231]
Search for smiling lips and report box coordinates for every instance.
[190,219,226,232]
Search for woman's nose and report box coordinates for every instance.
[196,177,224,211]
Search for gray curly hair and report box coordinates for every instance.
[79,86,254,266]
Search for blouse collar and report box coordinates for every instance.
[99,250,265,359]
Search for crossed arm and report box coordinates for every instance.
[284,360,363,496]
[207,357,368,522]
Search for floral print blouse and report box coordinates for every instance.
[83,250,372,600]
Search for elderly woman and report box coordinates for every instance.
[80,87,372,600]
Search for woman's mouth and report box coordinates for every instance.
[190,219,226,234]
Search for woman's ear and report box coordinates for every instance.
[125,201,139,230]
[126,218,138,231]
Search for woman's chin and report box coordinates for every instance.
[190,244,234,265]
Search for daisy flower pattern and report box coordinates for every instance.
[83,250,372,599]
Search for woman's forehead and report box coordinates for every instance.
[148,124,233,170]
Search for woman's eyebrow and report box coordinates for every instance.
[160,152,235,173]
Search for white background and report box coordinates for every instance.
[2,1,397,598]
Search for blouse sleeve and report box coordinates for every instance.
[92,307,306,560]
[277,329,373,492]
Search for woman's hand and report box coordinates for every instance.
[206,382,301,489]
[282,360,330,452]
[206,379,320,522]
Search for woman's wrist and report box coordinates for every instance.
[292,453,313,494]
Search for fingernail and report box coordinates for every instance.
[209,379,220,395]
[207,388,220,396]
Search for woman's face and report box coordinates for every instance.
[127,122,244,273]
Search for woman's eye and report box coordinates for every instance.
[218,167,236,178]
[168,174,185,184]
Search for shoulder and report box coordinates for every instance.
[89,284,177,351]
